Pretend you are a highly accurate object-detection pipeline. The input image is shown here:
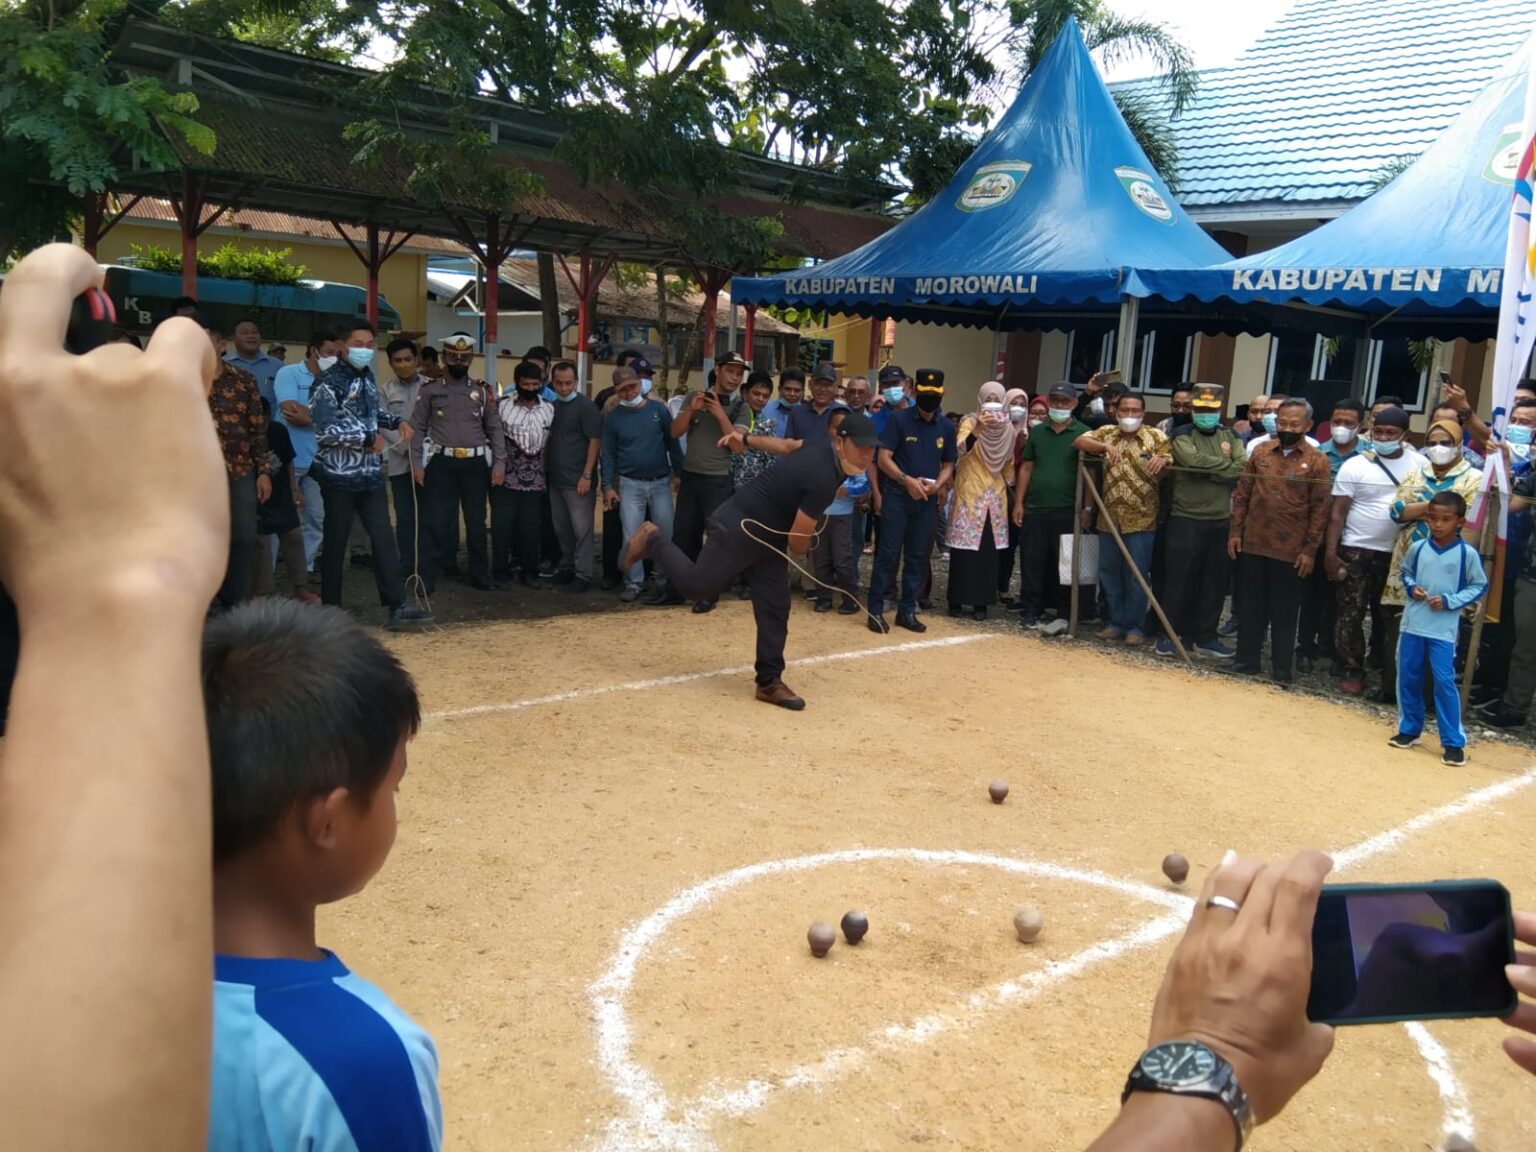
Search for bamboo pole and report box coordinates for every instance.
[1460,489,1501,712]
[1082,468,1195,667]
[1069,462,1085,637]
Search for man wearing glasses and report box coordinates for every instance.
[407,332,506,593]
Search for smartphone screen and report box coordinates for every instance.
[1308,881,1515,1025]
[1101,369,1123,386]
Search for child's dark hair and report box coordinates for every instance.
[1428,490,1467,517]
[203,601,421,863]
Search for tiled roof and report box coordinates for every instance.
[122,198,467,254]
[1113,0,1536,211]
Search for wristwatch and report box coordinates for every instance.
[1121,1041,1253,1151]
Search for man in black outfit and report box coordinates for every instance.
[623,412,880,711]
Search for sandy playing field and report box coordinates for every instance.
[319,602,1536,1151]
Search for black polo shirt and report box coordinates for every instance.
[784,400,849,446]
[722,442,843,535]
[880,406,957,480]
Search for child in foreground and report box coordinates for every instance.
[203,600,441,1151]
[1388,490,1487,766]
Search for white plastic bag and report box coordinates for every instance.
[1058,533,1098,585]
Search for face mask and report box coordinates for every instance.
[1357,436,1374,454]
[1193,412,1220,431]
[517,386,542,400]
[1277,430,1303,448]
[1008,405,1027,423]
[1029,416,1046,427]
[1373,438,1403,457]
[1171,412,1193,429]
[1261,413,1278,435]
[1118,416,1143,434]
[557,390,579,403]
[1508,425,1535,446]
[883,386,905,405]
[316,354,338,372]
[981,401,1005,413]
[620,394,645,408]
[346,346,375,370]
[445,363,469,380]
[915,392,943,413]
[837,449,866,478]
[1047,407,1074,424]
[1515,443,1533,462]
[641,379,653,395]
[1426,444,1459,466]
[1332,426,1357,446]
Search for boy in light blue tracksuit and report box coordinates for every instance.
[1388,490,1488,766]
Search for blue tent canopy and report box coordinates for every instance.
[1134,52,1526,332]
[732,17,1231,327]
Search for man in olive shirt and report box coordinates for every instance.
[1011,382,1090,628]
[669,349,748,613]
[1160,383,1247,658]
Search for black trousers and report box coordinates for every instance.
[1296,543,1337,660]
[320,483,405,608]
[389,472,423,578]
[424,455,489,582]
[652,518,791,686]
[673,471,734,560]
[602,504,623,582]
[1018,507,1075,617]
[219,473,259,609]
[811,513,858,607]
[1236,554,1305,676]
[1162,516,1230,646]
[491,487,544,579]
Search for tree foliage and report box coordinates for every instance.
[131,240,308,283]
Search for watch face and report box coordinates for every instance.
[1139,1042,1218,1087]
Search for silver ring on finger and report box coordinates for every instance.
[1206,895,1242,913]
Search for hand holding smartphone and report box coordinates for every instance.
[1308,880,1515,1025]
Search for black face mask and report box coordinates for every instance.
[517,386,542,400]
[445,362,469,380]
[1277,430,1303,447]
[915,392,943,413]
[1171,412,1193,429]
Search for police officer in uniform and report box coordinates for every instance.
[408,332,506,591]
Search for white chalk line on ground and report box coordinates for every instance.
[426,633,998,722]
[585,767,1536,1152]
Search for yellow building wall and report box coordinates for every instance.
[93,221,431,335]
[889,321,994,389]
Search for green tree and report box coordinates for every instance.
[0,0,214,261]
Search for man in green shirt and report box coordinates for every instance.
[1011,382,1091,627]
[669,350,748,612]
[1158,383,1247,658]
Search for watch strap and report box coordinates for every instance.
[1122,1044,1253,1152]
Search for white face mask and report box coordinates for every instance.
[981,401,1005,413]
[1029,416,1046,427]
[1373,438,1404,457]
[316,355,338,372]
[1008,405,1027,423]
[1332,425,1357,446]
[1426,444,1459,466]
[620,394,645,408]
[1118,416,1143,434]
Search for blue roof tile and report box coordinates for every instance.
[1112,0,1536,211]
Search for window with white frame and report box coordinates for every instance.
[1135,329,1193,395]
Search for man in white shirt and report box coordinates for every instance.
[1325,405,1423,697]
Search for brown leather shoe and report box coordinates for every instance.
[621,521,661,571]
[755,680,806,711]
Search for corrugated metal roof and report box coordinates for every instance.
[1113,0,1536,211]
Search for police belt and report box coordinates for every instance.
[429,445,488,460]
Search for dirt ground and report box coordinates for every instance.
[319,599,1536,1152]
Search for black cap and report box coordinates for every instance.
[812,361,839,382]
[914,368,945,390]
[716,350,748,368]
[631,356,653,376]
[877,364,906,384]
[1373,405,1411,430]
[1047,382,1077,401]
[837,410,880,448]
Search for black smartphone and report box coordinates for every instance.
[1307,880,1516,1025]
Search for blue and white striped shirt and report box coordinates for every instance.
[210,951,442,1152]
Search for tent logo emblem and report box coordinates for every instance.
[957,161,1032,212]
[1486,123,1522,185]
[1116,167,1174,224]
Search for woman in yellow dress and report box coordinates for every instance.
[945,381,1018,620]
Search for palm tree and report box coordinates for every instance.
[983,0,1198,187]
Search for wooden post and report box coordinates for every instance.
[1082,468,1193,666]
[179,172,202,299]
[742,303,757,364]
[1461,490,1501,711]
[1069,462,1085,637]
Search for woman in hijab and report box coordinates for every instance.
[1375,418,1483,704]
[997,388,1030,603]
[945,381,1018,619]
